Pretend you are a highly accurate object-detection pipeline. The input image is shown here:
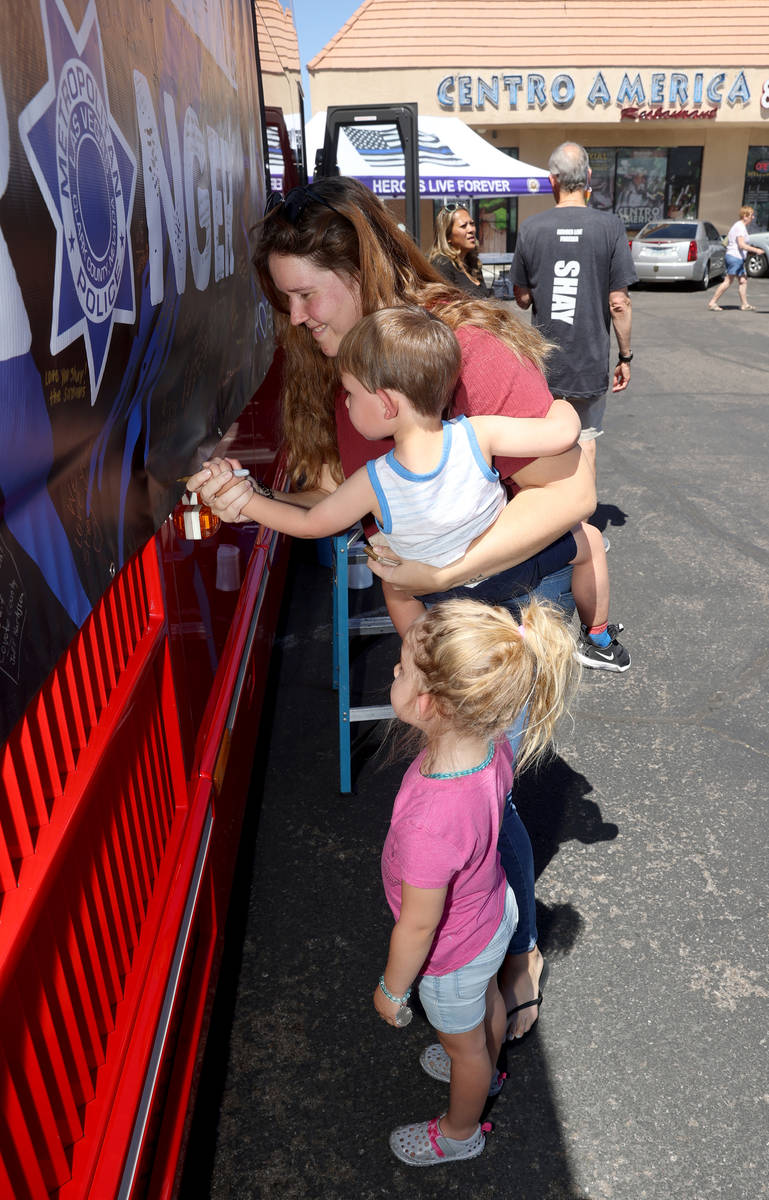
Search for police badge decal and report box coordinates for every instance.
[19,0,137,405]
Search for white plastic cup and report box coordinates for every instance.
[216,544,241,591]
[348,561,373,590]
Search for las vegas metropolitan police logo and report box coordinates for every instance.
[19,0,136,404]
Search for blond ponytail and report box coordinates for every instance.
[409,597,579,773]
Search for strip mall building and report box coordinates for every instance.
[308,0,769,252]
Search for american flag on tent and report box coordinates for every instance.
[345,124,468,169]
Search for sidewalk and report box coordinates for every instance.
[182,280,769,1200]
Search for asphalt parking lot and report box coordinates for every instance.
[182,278,769,1200]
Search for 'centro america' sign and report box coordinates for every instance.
[436,70,752,112]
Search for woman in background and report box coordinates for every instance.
[708,205,765,311]
[429,204,492,297]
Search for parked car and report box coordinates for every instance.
[630,219,726,288]
[744,229,769,277]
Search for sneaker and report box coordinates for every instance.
[419,1043,506,1096]
[576,623,631,672]
[389,1115,491,1166]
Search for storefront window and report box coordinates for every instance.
[477,196,514,254]
[480,148,519,254]
[665,147,703,219]
[742,147,769,230]
[587,146,702,230]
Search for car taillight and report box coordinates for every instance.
[628,239,633,250]
[687,240,698,262]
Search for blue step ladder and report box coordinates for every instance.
[332,529,395,793]
[330,530,575,792]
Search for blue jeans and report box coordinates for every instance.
[420,532,576,611]
[498,780,537,954]
[497,564,575,954]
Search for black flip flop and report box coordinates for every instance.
[506,957,550,1043]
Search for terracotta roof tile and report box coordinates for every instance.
[255,0,301,74]
[309,0,769,69]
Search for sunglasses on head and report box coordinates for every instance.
[439,202,461,214]
[264,185,343,224]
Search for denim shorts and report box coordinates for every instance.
[725,253,746,277]
[418,886,518,1035]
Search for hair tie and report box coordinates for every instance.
[518,624,526,639]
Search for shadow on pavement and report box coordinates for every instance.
[588,500,628,535]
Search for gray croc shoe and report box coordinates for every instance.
[419,1043,506,1096]
[389,1115,492,1166]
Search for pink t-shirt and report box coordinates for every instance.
[380,741,512,976]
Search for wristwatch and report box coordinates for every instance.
[617,351,633,364]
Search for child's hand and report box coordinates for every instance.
[364,544,401,569]
[192,458,254,524]
[365,552,438,595]
[187,456,242,494]
[373,984,404,1027]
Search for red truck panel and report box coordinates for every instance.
[0,492,289,1197]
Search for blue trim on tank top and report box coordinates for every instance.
[366,459,392,532]
[384,422,451,481]
[458,415,499,482]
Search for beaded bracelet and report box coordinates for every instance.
[254,478,274,499]
[378,975,411,1005]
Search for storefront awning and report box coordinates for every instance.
[302,111,552,199]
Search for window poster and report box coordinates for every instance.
[614,149,667,228]
[665,147,703,219]
[743,146,769,229]
[587,148,616,212]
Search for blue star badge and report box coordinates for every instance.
[19,0,136,404]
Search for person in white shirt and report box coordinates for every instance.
[708,206,766,311]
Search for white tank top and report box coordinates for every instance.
[366,416,505,567]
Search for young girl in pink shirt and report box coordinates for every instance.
[375,596,578,1166]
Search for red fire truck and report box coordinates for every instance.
[0,0,302,1194]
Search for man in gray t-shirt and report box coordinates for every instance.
[512,141,637,478]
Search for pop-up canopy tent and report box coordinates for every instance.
[300,111,552,200]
